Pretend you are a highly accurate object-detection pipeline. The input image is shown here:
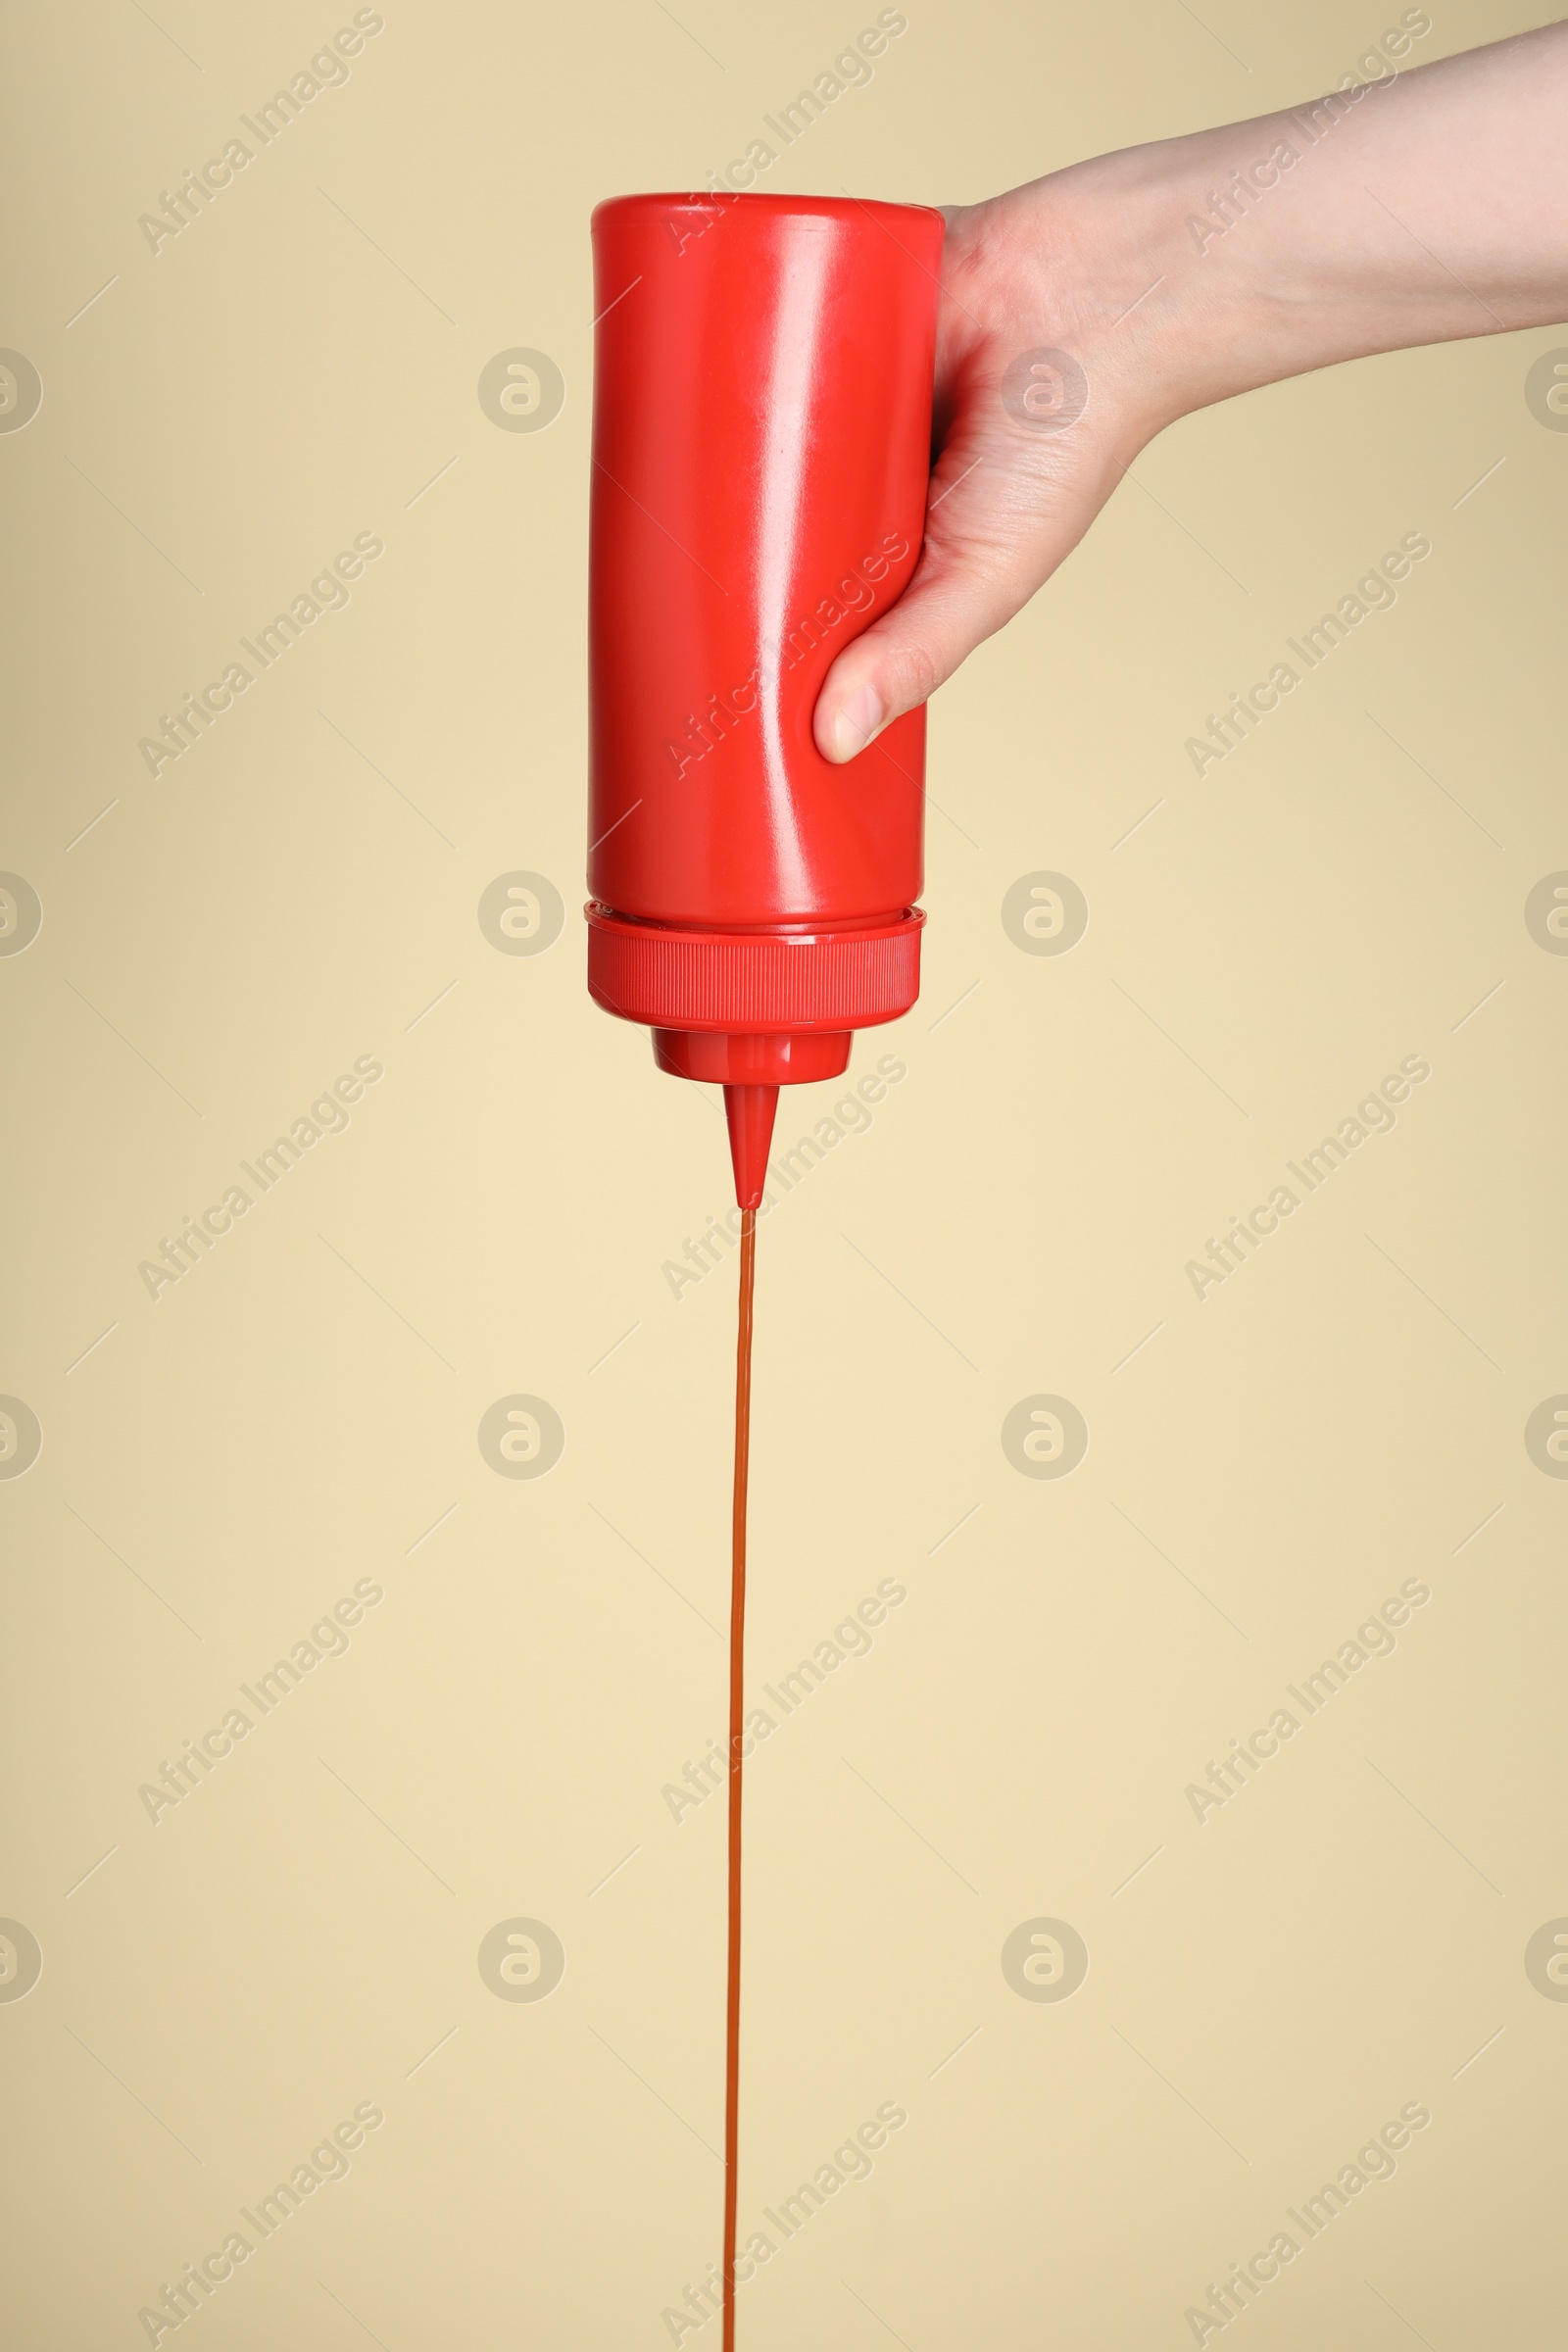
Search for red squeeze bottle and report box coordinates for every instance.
[586,191,943,1205]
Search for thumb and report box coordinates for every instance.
[812,414,1127,762]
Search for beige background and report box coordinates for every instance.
[4,0,1567,2343]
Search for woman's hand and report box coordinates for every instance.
[813,19,1568,762]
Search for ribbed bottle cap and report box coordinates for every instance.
[586,905,923,1034]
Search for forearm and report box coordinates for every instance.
[1017,19,1568,424]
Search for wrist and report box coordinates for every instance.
[964,139,1282,447]
[1055,127,1352,422]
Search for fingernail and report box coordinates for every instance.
[830,683,884,761]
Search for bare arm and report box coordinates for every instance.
[813,19,1568,760]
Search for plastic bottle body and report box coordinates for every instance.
[588,195,940,985]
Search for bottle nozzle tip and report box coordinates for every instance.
[723,1084,779,1211]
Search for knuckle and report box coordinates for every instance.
[888,637,945,710]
